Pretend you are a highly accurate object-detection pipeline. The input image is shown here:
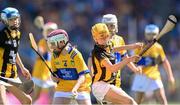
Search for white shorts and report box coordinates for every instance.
[0,77,21,86]
[32,77,56,88]
[131,74,163,92]
[92,81,114,102]
[54,91,90,100]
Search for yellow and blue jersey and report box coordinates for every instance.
[51,46,91,92]
[136,42,166,80]
[111,35,127,55]
[110,35,127,87]
[32,39,52,80]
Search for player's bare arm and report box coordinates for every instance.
[101,55,140,73]
[162,58,176,92]
[16,53,31,79]
[112,42,143,53]
[72,75,86,96]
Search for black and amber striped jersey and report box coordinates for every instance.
[0,27,21,78]
[92,42,118,83]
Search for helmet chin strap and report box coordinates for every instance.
[53,41,69,57]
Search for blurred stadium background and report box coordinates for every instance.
[0,0,180,104]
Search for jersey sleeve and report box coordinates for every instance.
[74,52,90,76]
[94,50,108,62]
[158,45,166,61]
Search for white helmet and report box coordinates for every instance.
[43,22,58,38]
[145,24,159,35]
[47,29,69,49]
[145,24,159,40]
[102,14,118,33]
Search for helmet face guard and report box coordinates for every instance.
[47,29,69,50]
[1,7,21,30]
[48,34,68,47]
[102,14,118,34]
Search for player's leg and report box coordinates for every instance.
[154,87,168,105]
[92,81,136,104]
[134,91,145,104]
[149,79,168,105]
[32,85,42,103]
[104,85,137,105]
[0,84,7,105]
[131,74,150,104]
[6,85,32,104]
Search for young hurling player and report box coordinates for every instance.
[32,22,58,104]
[131,24,176,105]
[91,23,140,104]
[88,14,143,104]
[0,7,32,104]
[101,14,142,87]
[47,29,92,105]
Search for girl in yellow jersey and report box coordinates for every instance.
[32,22,58,103]
[131,24,175,105]
[91,23,141,104]
[46,29,92,105]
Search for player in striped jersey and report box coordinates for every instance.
[47,29,92,105]
[91,23,141,104]
[0,7,32,104]
[88,14,142,104]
